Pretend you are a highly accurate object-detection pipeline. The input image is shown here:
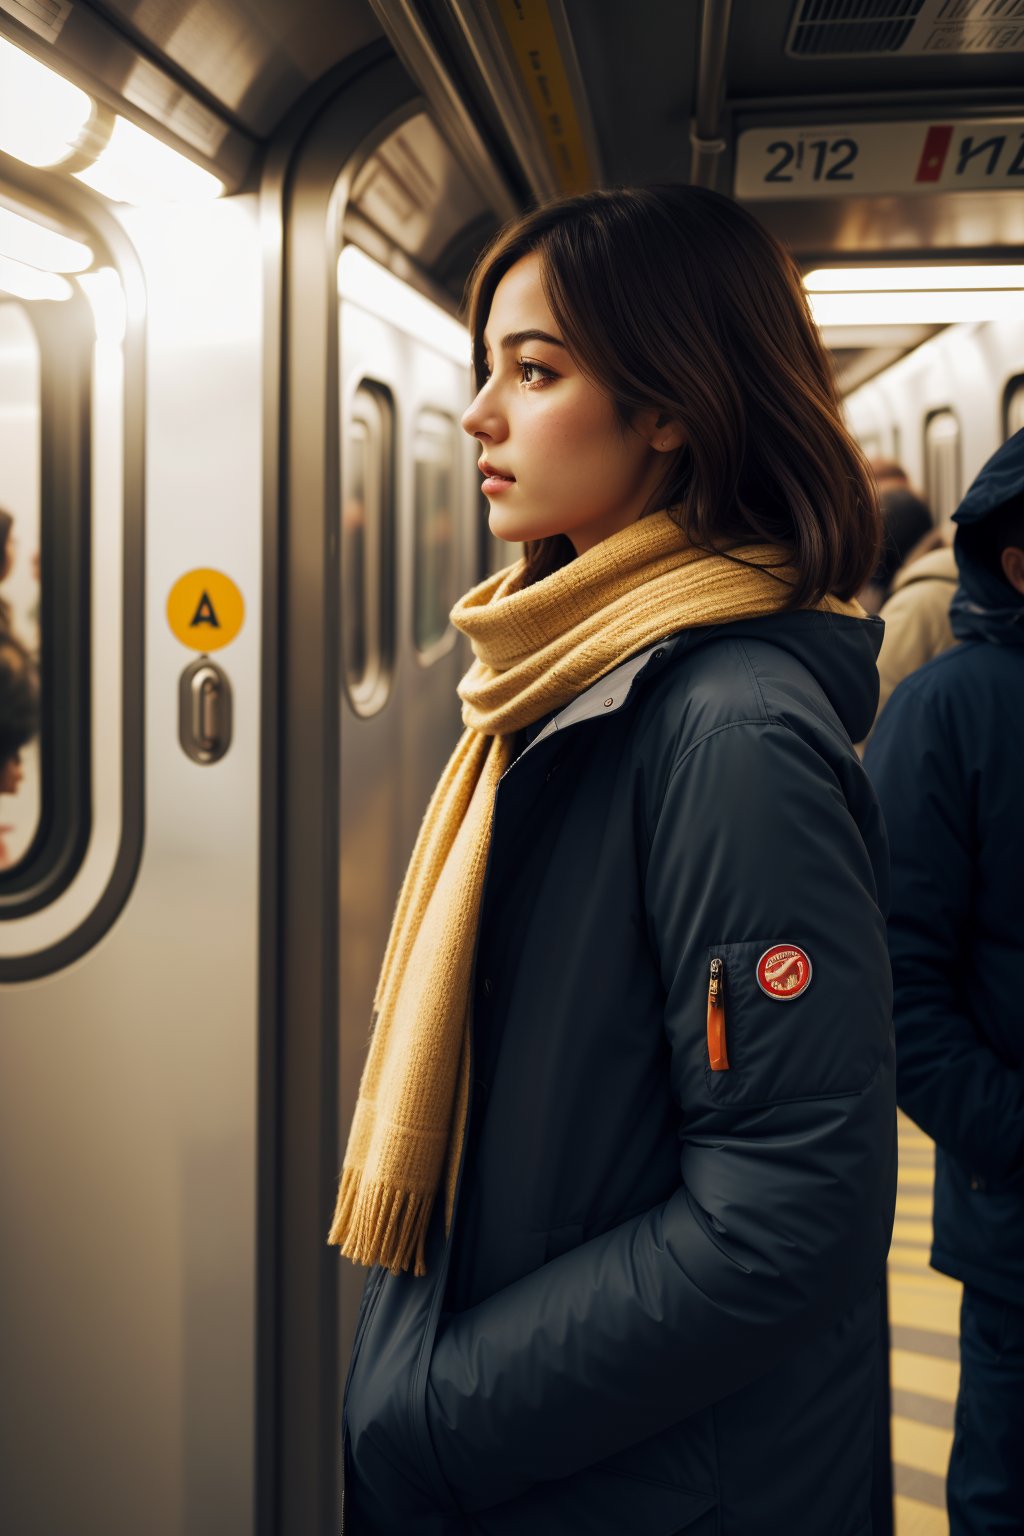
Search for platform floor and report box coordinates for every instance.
[890,1112,961,1536]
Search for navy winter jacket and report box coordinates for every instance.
[344,607,897,1536]
[865,430,1024,1307]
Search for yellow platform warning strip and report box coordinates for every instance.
[890,1112,961,1535]
[891,1350,959,1403]
[895,1492,948,1536]
[890,1280,961,1335]
[896,1194,939,1217]
[892,1417,957,1478]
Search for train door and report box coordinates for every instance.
[0,140,266,1536]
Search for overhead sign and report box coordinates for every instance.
[167,568,244,652]
[735,119,1024,199]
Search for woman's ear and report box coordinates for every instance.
[635,407,687,453]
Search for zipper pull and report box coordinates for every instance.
[707,956,730,1071]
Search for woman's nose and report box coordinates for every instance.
[461,385,504,442]
[460,393,485,438]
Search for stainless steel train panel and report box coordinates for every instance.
[0,193,264,1536]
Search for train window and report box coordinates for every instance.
[923,410,961,524]
[0,300,41,874]
[1,183,143,979]
[1003,377,1024,441]
[413,409,458,657]
[342,381,394,715]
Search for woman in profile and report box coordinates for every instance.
[331,185,896,1536]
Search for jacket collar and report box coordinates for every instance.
[525,639,677,752]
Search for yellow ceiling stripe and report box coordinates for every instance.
[496,0,592,194]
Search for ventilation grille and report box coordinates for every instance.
[787,0,927,57]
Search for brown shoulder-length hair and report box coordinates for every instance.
[464,185,879,609]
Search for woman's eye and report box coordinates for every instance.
[478,358,553,388]
[517,358,552,387]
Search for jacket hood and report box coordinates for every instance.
[681,610,884,743]
[950,429,1024,646]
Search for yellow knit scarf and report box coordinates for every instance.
[327,511,864,1275]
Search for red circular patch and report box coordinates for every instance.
[756,944,812,1001]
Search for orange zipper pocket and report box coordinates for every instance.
[707,956,729,1071]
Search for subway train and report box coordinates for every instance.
[1,3,1023,1534]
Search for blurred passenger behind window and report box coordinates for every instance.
[0,630,40,869]
[0,507,16,634]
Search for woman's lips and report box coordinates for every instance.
[481,474,515,494]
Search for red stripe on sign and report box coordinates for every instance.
[915,125,954,183]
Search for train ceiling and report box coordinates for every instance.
[2,0,1022,388]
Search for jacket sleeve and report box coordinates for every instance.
[423,718,896,1513]
[864,678,1024,1178]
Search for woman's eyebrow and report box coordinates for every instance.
[482,328,567,353]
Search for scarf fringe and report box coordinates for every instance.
[327,1167,433,1278]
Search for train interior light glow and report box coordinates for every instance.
[0,38,93,168]
[0,252,72,302]
[77,267,128,345]
[808,289,1024,327]
[0,205,93,273]
[73,116,225,205]
[338,245,469,367]
[806,266,1024,293]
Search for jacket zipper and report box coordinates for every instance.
[707,956,729,1070]
[405,757,518,1513]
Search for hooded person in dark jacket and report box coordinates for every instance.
[865,429,1024,1535]
[332,186,897,1536]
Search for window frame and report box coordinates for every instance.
[0,166,144,979]
[923,407,962,525]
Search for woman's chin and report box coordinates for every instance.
[488,507,568,545]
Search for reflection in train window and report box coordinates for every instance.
[924,409,961,524]
[342,382,394,715]
[0,301,41,873]
[413,409,458,656]
[1004,376,1024,441]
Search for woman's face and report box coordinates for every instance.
[461,253,680,555]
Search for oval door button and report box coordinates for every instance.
[179,657,232,764]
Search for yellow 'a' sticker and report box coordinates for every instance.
[167,568,244,652]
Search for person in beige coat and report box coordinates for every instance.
[875,537,958,719]
[856,533,958,752]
